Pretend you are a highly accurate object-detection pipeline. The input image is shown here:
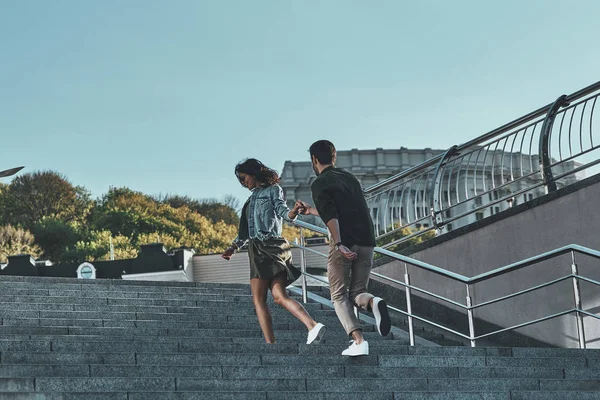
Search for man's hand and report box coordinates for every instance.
[295,200,312,215]
[291,201,304,215]
[337,244,357,260]
[221,247,235,260]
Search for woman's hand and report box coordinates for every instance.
[288,201,304,219]
[295,200,312,215]
[221,247,235,260]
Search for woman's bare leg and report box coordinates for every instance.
[250,278,275,343]
[270,274,317,331]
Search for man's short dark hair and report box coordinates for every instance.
[309,140,336,165]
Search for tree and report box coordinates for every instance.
[67,230,138,261]
[93,188,182,238]
[0,225,42,263]
[154,194,239,225]
[32,217,83,262]
[0,170,92,231]
[222,194,241,214]
[195,200,239,225]
[281,223,323,244]
[374,223,437,259]
[92,187,238,255]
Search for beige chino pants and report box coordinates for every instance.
[327,243,375,336]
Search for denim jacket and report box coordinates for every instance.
[232,184,296,250]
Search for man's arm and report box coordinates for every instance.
[325,218,357,260]
[305,179,357,260]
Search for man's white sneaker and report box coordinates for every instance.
[341,340,369,356]
[306,323,326,344]
[373,297,391,336]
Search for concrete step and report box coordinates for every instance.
[0,276,247,289]
[5,376,600,393]
[0,327,398,344]
[5,392,595,400]
[0,334,336,344]
[0,394,128,400]
[0,287,251,298]
[5,363,565,380]
[0,296,326,311]
[0,339,410,355]
[2,276,597,400]
[1,317,373,334]
[0,284,250,297]
[0,308,338,322]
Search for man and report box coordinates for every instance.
[297,140,391,356]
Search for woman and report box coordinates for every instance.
[221,158,325,344]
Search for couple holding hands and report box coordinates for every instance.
[221,140,390,356]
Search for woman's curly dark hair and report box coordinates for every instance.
[235,158,280,186]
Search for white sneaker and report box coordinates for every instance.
[306,323,326,344]
[372,297,391,336]
[341,340,369,356]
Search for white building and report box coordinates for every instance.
[280,147,445,227]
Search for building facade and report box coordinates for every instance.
[280,146,583,236]
[280,147,445,227]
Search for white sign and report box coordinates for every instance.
[77,262,96,279]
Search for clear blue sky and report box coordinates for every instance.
[1,0,599,208]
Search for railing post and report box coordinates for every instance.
[571,251,586,349]
[466,284,476,347]
[539,94,569,194]
[429,146,458,229]
[404,263,415,346]
[299,228,308,304]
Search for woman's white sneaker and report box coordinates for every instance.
[373,297,391,336]
[341,340,369,356]
[306,323,326,344]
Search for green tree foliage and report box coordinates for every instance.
[155,194,239,225]
[32,217,83,262]
[68,230,138,262]
[93,187,237,255]
[281,224,325,244]
[0,225,42,263]
[93,188,180,238]
[0,171,245,263]
[374,224,437,258]
[0,171,92,231]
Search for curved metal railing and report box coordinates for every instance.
[291,219,600,348]
[363,81,600,248]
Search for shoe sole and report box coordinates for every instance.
[342,342,369,356]
[307,324,326,344]
[342,351,369,357]
[374,298,391,336]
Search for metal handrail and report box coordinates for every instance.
[290,218,600,348]
[293,219,600,289]
[288,81,600,348]
[364,80,600,194]
[362,81,600,246]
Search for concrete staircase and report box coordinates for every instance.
[1,276,600,399]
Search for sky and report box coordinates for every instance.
[1,0,599,208]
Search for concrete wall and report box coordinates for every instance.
[375,176,600,348]
[193,245,329,285]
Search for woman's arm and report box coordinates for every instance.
[272,185,301,222]
[222,237,247,260]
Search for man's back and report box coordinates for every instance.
[311,166,375,247]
